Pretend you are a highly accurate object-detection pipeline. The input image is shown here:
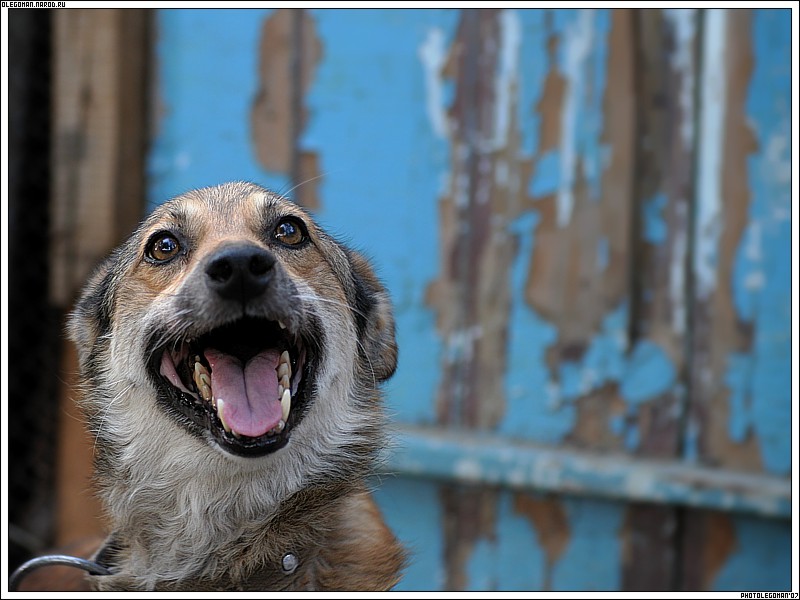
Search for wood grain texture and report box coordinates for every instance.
[51,8,151,548]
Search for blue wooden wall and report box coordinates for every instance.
[148,8,793,591]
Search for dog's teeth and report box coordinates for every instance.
[278,320,287,330]
[193,361,213,402]
[216,397,231,433]
[278,362,290,380]
[266,418,286,437]
[280,374,290,390]
[281,388,291,422]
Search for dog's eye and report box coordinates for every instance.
[274,218,306,246]
[147,233,181,262]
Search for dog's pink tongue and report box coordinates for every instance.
[205,348,282,438]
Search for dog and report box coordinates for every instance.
[57,182,405,590]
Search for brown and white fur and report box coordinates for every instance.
[63,182,405,591]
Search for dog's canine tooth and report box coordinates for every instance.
[281,388,291,422]
[278,320,287,330]
[216,397,231,433]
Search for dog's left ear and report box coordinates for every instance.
[67,258,116,369]
[347,251,398,383]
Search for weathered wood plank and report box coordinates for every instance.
[384,425,791,519]
[51,8,151,545]
[622,8,700,590]
[251,8,322,209]
[687,8,791,476]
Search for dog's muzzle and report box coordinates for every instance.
[147,243,319,457]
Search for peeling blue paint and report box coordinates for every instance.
[620,341,676,404]
[305,9,459,426]
[556,9,610,207]
[725,352,752,443]
[725,9,791,475]
[596,237,610,272]
[503,212,571,443]
[551,498,623,590]
[465,493,546,591]
[683,418,701,463]
[608,414,625,438]
[371,476,445,591]
[712,514,792,590]
[529,149,561,197]
[149,9,289,208]
[517,11,558,162]
[643,192,668,244]
[147,9,792,592]
[504,282,677,450]
[623,418,640,451]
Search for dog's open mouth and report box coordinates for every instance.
[152,318,312,457]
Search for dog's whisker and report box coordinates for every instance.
[291,293,370,321]
[275,171,332,200]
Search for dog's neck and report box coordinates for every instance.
[93,468,404,591]
[93,479,405,591]
[88,405,403,591]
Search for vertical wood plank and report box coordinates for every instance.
[687,8,762,474]
[51,8,151,546]
[621,9,700,590]
[687,7,791,477]
[680,8,792,590]
[251,8,322,210]
[426,9,508,589]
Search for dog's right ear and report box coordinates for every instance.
[346,251,398,383]
[67,258,116,368]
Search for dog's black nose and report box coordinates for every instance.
[205,244,276,302]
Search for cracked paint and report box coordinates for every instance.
[724,9,791,475]
[147,8,791,591]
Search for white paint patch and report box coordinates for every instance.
[745,220,762,262]
[419,27,449,140]
[763,128,791,186]
[745,271,765,291]
[626,470,658,500]
[694,9,728,299]
[670,216,688,335]
[558,10,594,228]
[664,9,697,150]
[454,458,483,481]
[492,10,521,150]
[494,159,509,186]
[444,324,484,365]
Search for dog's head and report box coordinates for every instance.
[68,182,397,466]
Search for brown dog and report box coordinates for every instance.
[57,182,404,590]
